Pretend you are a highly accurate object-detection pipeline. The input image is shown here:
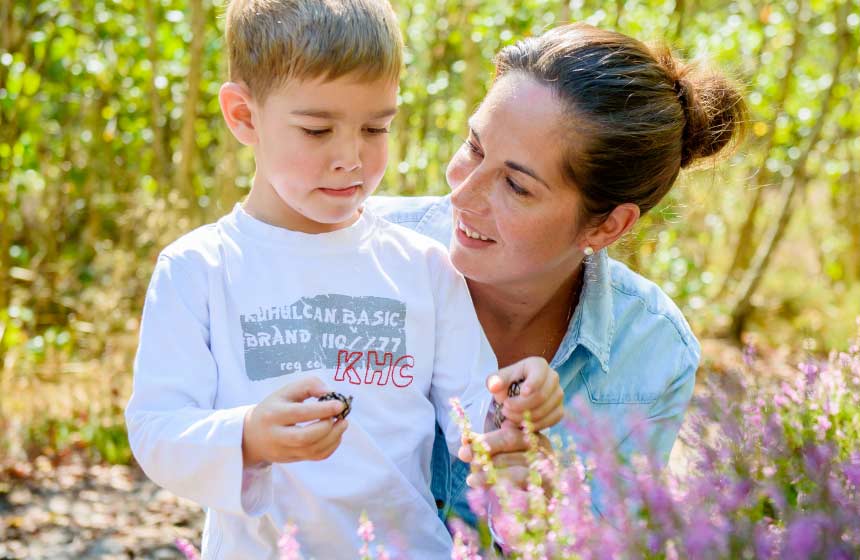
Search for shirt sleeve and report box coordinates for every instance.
[124,254,272,517]
[426,248,497,456]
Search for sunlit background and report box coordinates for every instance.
[0,0,858,493]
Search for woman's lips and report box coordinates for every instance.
[455,220,495,247]
[457,220,494,241]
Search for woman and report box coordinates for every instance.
[368,22,746,521]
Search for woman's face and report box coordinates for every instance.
[446,72,586,290]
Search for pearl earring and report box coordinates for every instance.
[583,246,595,256]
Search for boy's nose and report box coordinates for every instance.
[332,140,362,173]
[334,160,361,172]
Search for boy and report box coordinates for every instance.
[125,1,561,557]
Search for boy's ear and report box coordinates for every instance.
[219,82,258,146]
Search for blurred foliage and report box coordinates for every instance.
[0,0,858,460]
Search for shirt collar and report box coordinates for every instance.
[551,249,614,374]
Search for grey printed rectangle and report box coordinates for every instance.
[240,294,408,381]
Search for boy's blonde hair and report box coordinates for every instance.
[225,0,403,102]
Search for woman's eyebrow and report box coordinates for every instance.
[505,160,551,189]
[471,125,550,189]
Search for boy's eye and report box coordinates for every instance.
[301,128,331,137]
[365,127,390,135]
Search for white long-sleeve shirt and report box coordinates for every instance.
[125,204,496,559]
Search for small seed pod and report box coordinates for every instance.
[318,392,353,420]
[492,379,524,427]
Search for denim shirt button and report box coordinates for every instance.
[435,499,445,509]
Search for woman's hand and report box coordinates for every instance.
[486,356,565,431]
[459,426,555,491]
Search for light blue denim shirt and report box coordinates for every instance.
[365,194,700,523]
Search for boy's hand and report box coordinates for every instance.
[242,376,349,467]
[486,356,564,432]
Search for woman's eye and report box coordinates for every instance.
[301,128,331,137]
[465,139,483,157]
[506,177,530,196]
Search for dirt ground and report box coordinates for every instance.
[0,455,203,560]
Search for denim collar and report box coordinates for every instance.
[551,249,614,374]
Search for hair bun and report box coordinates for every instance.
[657,50,747,168]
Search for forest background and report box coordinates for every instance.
[0,0,858,466]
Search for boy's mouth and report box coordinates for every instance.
[319,182,363,197]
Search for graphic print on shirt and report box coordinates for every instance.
[240,294,412,384]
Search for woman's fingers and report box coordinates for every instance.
[507,388,564,430]
[486,357,548,399]
[490,451,529,469]
[464,427,530,458]
[467,465,531,489]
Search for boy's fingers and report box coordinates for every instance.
[305,419,349,459]
[274,400,345,425]
[275,417,337,448]
[278,376,329,402]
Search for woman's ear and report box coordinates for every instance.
[219,82,258,146]
[583,203,641,252]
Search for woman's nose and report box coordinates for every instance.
[450,165,490,215]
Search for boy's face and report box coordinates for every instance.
[239,74,398,233]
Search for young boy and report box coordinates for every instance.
[125,1,561,557]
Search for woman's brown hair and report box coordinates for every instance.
[494,23,747,222]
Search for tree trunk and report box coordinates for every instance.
[178,0,206,203]
[718,3,805,298]
[673,0,686,40]
[726,10,849,340]
[559,0,571,22]
[143,0,170,192]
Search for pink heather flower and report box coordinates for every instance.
[174,538,201,560]
[449,397,468,422]
[466,486,491,518]
[743,343,757,366]
[357,512,375,544]
[783,515,826,559]
[800,361,819,385]
[450,523,482,560]
[815,414,832,436]
[843,453,860,488]
[278,523,302,560]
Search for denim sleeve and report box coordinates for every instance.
[616,341,699,468]
[364,195,440,226]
